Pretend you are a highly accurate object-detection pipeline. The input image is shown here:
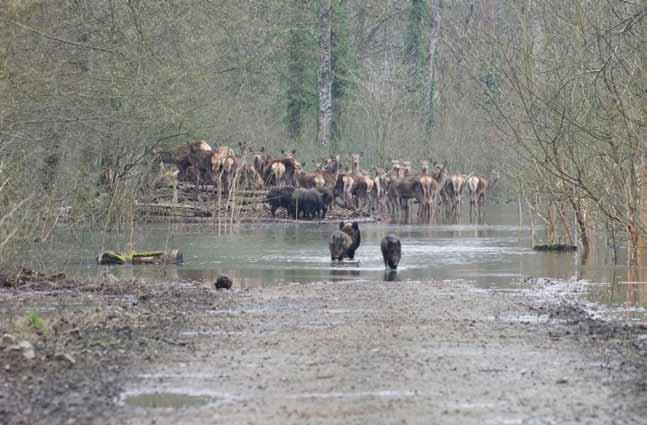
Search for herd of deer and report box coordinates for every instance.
[164,140,499,222]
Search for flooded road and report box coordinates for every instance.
[53,207,647,324]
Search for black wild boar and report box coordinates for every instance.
[215,275,233,290]
[266,186,295,217]
[345,222,361,260]
[317,187,334,218]
[291,188,324,219]
[380,235,401,269]
[328,221,361,261]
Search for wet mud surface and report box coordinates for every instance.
[2,277,647,424]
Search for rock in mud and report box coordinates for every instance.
[6,340,35,360]
[54,352,76,365]
[215,275,233,290]
[1,333,17,348]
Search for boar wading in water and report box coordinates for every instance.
[380,235,401,269]
[328,222,361,261]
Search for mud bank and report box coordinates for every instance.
[1,278,647,424]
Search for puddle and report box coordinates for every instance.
[120,387,236,409]
[285,390,415,400]
[123,392,215,409]
[498,314,550,324]
[179,330,243,337]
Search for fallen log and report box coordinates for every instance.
[136,201,211,217]
[97,250,183,265]
[532,244,577,252]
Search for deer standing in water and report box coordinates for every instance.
[418,160,438,222]
[350,154,375,213]
[387,160,424,223]
[372,167,387,216]
[428,162,448,220]
[448,173,467,219]
[384,160,401,219]
[467,171,499,222]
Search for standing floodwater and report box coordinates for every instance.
[46,206,647,324]
[4,207,647,425]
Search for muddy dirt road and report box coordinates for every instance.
[2,277,647,425]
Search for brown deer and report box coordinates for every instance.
[384,160,402,218]
[152,162,180,203]
[467,171,499,221]
[263,149,297,186]
[280,150,299,187]
[320,155,340,187]
[252,147,271,178]
[175,140,212,182]
[334,171,355,209]
[384,159,426,222]
[221,153,239,193]
[210,146,234,175]
[234,163,264,191]
[210,146,237,192]
[401,160,413,178]
[263,160,286,186]
[449,173,467,218]
[418,160,437,222]
[350,154,375,212]
[387,175,424,223]
[296,160,326,189]
[430,162,450,219]
[372,168,388,215]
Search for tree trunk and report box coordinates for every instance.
[330,13,339,147]
[638,0,647,267]
[482,0,495,34]
[331,1,349,150]
[405,0,425,91]
[572,199,590,263]
[638,157,647,268]
[356,3,367,60]
[424,0,441,135]
[287,0,306,142]
[318,0,333,146]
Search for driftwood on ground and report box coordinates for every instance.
[97,250,183,265]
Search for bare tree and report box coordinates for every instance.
[318,0,333,146]
[424,0,442,134]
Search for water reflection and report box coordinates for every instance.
[330,263,361,281]
[383,270,400,282]
[48,206,647,321]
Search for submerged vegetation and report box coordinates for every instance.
[0,1,646,269]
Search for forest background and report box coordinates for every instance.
[0,0,646,268]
